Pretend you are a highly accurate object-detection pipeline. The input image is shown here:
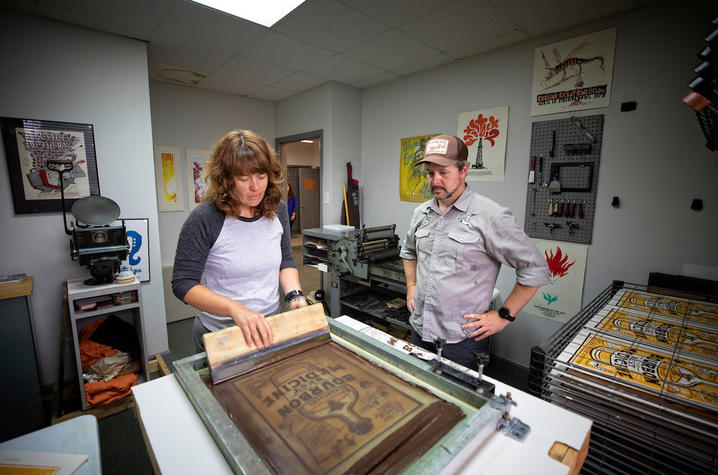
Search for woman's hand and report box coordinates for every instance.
[288,295,308,310]
[229,303,273,348]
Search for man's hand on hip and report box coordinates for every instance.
[461,310,509,341]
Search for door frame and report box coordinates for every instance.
[276,130,323,227]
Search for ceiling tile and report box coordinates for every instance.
[241,31,334,70]
[249,85,296,101]
[195,73,264,96]
[216,55,295,84]
[399,0,517,51]
[494,0,610,27]
[273,72,327,91]
[344,29,441,70]
[352,71,399,88]
[309,54,383,83]
[149,35,233,72]
[342,0,458,27]
[390,53,455,76]
[37,2,153,40]
[446,29,530,59]
[154,0,267,53]
[38,0,172,31]
[522,1,635,37]
[273,0,390,52]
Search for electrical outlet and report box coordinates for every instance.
[323,192,330,205]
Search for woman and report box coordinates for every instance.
[287,183,297,230]
[172,130,307,353]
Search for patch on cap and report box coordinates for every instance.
[425,139,449,155]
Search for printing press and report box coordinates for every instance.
[169,308,536,474]
[302,225,411,338]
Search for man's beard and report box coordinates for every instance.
[432,183,461,200]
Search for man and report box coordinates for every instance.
[400,134,549,370]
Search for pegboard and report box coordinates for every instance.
[524,114,603,244]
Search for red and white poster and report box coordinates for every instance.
[186,149,209,211]
[457,105,508,181]
[526,239,588,323]
[531,27,616,116]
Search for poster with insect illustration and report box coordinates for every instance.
[531,27,616,116]
[457,105,508,181]
[399,133,440,202]
[526,239,587,322]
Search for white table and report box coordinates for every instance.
[0,415,101,474]
[133,317,591,474]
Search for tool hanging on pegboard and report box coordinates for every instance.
[524,114,604,244]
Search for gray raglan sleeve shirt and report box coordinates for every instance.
[171,201,296,303]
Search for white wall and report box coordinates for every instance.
[0,12,167,385]
[276,82,362,225]
[148,81,275,267]
[360,0,718,367]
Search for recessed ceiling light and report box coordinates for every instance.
[301,140,313,143]
[189,0,306,27]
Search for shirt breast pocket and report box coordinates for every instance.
[447,230,483,268]
[414,227,430,255]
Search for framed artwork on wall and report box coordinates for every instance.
[186,149,209,211]
[119,217,151,282]
[0,117,100,214]
[154,146,184,212]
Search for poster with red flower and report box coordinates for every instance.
[526,239,587,323]
[457,106,508,181]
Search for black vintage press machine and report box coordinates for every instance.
[47,159,129,285]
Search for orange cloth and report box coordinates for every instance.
[79,318,117,370]
[85,372,138,407]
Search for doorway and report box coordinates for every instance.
[276,130,322,235]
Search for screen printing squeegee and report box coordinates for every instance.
[203,303,330,385]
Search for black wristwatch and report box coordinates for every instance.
[285,289,304,302]
[498,307,515,322]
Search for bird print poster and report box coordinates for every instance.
[457,105,508,181]
[531,27,616,116]
[526,239,587,323]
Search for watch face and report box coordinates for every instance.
[499,307,514,321]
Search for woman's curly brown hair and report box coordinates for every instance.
[203,130,282,218]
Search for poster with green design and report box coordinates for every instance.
[527,239,587,322]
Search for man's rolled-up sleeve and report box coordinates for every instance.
[484,210,549,287]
